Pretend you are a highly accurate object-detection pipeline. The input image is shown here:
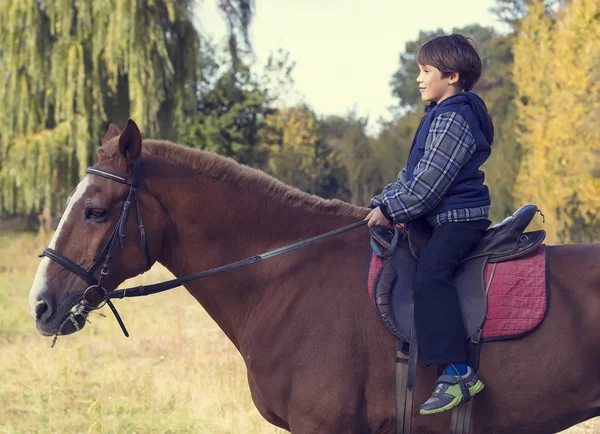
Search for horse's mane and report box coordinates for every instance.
[106,138,365,218]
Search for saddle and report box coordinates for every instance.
[369,204,546,434]
[371,204,546,345]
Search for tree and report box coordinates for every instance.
[179,47,292,168]
[513,0,600,243]
[265,105,350,200]
[491,0,560,30]
[364,113,421,202]
[217,0,254,70]
[0,0,252,216]
[320,114,377,204]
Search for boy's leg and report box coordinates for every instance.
[413,219,490,414]
[414,219,489,366]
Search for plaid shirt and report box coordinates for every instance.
[371,111,489,226]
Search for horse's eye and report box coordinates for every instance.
[85,208,108,221]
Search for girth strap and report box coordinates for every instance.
[396,339,413,434]
[450,400,474,434]
[407,318,418,391]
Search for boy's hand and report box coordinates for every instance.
[364,207,392,228]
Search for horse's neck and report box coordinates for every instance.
[145,156,365,349]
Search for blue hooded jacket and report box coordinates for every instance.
[406,91,494,217]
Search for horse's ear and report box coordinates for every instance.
[102,123,121,145]
[118,119,142,169]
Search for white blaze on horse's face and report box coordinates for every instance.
[28,176,92,320]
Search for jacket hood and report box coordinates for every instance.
[428,92,494,145]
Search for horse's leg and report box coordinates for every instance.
[470,244,600,434]
[284,380,393,434]
[286,403,396,434]
[279,337,398,434]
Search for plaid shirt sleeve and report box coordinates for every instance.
[370,112,475,223]
[370,168,409,207]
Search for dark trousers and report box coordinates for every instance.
[414,219,490,366]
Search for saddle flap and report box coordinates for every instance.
[372,241,487,343]
[454,256,488,335]
[373,246,416,342]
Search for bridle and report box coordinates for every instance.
[40,158,151,343]
[38,156,369,346]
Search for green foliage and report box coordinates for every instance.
[180,48,294,168]
[319,114,377,204]
[0,0,250,216]
[0,121,86,216]
[264,106,350,200]
[366,112,422,201]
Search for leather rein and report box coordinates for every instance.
[39,157,368,346]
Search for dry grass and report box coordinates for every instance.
[0,231,597,433]
[0,231,285,434]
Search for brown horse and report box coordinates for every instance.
[28,120,600,434]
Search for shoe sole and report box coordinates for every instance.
[419,381,485,415]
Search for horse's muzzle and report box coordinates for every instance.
[34,291,88,337]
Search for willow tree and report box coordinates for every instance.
[0,0,252,216]
[513,0,600,243]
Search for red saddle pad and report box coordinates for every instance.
[367,245,548,341]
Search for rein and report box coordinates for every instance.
[106,219,368,300]
[39,157,368,346]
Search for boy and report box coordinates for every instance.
[365,34,493,415]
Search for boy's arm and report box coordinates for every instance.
[370,168,409,208]
[375,112,475,223]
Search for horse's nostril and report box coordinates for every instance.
[35,300,52,322]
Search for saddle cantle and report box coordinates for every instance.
[370,204,547,346]
[404,204,546,263]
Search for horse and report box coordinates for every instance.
[27,120,600,434]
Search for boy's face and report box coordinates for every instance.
[416,64,460,104]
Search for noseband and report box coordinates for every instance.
[40,158,152,342]
[38,156,370,346]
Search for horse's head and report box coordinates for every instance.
[28,120,167,337]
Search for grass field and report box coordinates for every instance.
[0,231,285,434]
[0,230,598,433]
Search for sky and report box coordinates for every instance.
[195,0,505,134]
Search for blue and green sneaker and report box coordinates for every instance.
[419,367,484,415]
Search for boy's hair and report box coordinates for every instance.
[417,34,482,91]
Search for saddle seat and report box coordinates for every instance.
[371,204,546,346]
[402,204,546,263]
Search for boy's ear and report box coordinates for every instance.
[117,119,142,170]
[448,72,460,86]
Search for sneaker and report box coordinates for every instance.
[419,367,484,415]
